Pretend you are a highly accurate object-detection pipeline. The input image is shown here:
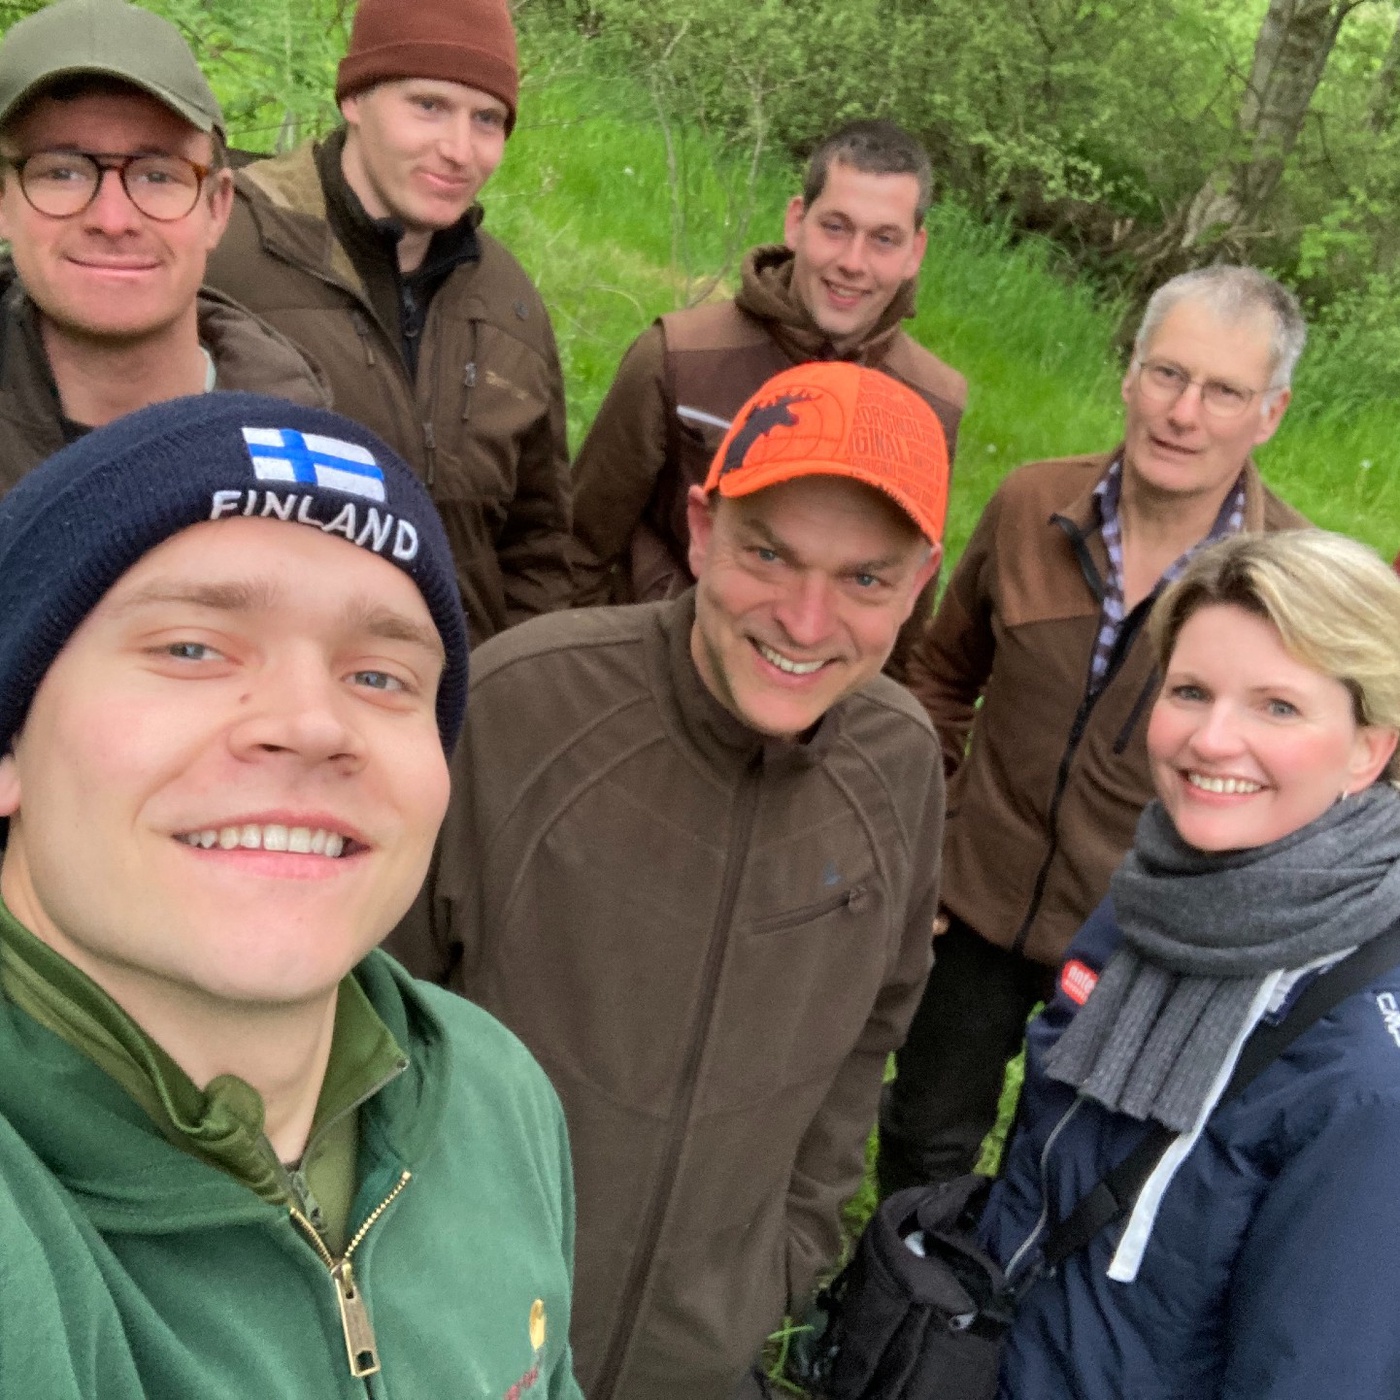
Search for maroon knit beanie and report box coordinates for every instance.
[335,0,519,133]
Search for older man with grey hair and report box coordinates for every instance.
[877,265,1311,1194]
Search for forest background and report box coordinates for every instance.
[0,0,1394,562]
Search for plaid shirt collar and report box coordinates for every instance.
[1087,456,1247,693]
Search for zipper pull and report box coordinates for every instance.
[422,420,437,488]
[333,1259,381,1378]
[350,311,377,368]
[461,361,477,421]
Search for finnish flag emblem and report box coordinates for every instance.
[241,427,386,503]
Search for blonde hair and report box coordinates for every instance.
[1151,530,1400,784]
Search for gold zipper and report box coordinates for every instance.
[291,1169,412,1378]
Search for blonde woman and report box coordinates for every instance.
[979,530,1400,1399]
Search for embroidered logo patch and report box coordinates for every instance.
[241,426,386,502]
[1061,959,1098,1007]
[504,1300,547,1399]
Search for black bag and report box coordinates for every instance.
[810,1174,1011,1400]
[804,922,1400,1400]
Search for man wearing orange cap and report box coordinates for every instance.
[390,361,948,1400]
[206,0,570,645]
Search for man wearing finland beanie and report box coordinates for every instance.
[0,392,582,1398]
[207,0,571,648]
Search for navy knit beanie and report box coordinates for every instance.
[0,392,468,753]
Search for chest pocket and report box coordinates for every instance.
[424,316,549,514]
[701,866,890,1109]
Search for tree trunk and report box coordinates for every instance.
[1180,0,1369,250]
[1116,0,1372,344]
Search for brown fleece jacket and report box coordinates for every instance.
[904,451,1307,967]
[387,594,944,1400]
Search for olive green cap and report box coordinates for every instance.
[0,0,224,136]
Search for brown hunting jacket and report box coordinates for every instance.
[205,138,572,644]
[387,595,944,1400]
[569,244,967,608]
[0,268,330,489]
[904,451,1306,967]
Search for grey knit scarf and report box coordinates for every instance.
[1044,784,1400,1131]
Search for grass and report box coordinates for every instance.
[486,52,1396,567]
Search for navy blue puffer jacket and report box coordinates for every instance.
[979,899,1400,1400]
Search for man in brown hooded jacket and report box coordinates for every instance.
[570,119,966,625]
[205,0,570,644]
[391,362,951,1400]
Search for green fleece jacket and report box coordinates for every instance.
[0,944,583,1399]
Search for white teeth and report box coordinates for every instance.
[755,641,825,676]
[178,824,350,857]
[1188,773,1263,795]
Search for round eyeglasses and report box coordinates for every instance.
[1134,359,1273,420]
[6,149,212,222]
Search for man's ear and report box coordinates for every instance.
[782,194,807,251]
[204,166,235,248]
[0,751,21,819]
[900,543,942,623]
[1253,386,1291,448]
[685,485,716,580]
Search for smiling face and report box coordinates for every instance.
[685,476,939,738]
[339,77,507,235]
[1147,603,1397,852]
[0,516,449,1016]
[0,86,232,344]
[783,161,927,351]
[1121,299,1289,508]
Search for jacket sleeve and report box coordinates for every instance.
[782,762,944,1309]
[1217,1092,1400,1400]
[569,323,672,606]
[900,487,1002,780]
[496,308,574,627]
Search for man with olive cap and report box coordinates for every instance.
[0,0,328,489]
[391,361,949,1400]
[0,392,581,1398]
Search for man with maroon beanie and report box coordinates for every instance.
[207,0,571,645]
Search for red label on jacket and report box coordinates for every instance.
[1061,959,1098,1006]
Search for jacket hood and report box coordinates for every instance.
[734,244,918,365]
[196,286,332,405]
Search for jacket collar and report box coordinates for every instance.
[1055,446,1273,536]
[655,590,841,775]
[0,903,432,1231]
[733,244,916,366]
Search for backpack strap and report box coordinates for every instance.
[1038,920,1400,1273]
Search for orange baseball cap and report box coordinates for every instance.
[702,361,950,543]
